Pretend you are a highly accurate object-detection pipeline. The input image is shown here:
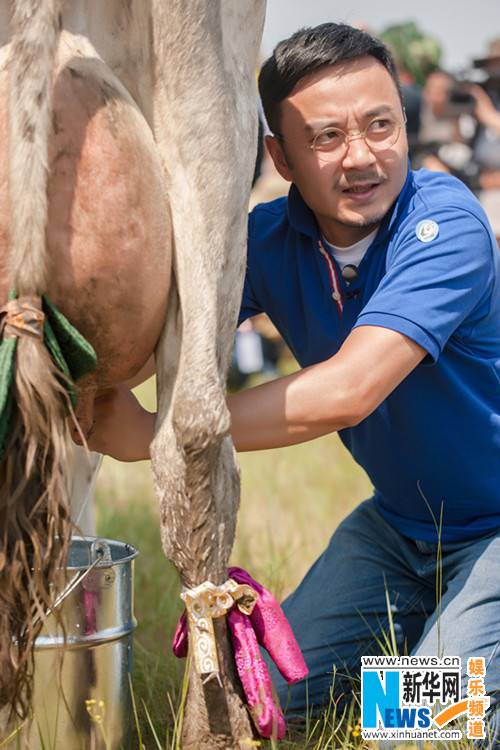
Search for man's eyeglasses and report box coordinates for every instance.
[276,114,407,162]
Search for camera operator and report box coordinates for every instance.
[415,70,477,185]
[469,82,500,136]
[469,40,500,177]
[470,38,500,245]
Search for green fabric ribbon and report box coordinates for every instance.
[0,294,97,461]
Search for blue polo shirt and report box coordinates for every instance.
[240,168,500,543]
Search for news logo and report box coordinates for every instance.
[361,656,490,742]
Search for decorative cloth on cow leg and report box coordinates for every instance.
[181,579,259,686]
[173,567,309,740]
[0,291,97,459]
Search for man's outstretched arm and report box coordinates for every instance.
[84,325,425,459]
[228,325,425,451]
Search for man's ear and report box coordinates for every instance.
[265,134,293,182]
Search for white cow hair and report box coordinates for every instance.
[8,0,61,294]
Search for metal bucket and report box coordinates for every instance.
[2,536,139,750]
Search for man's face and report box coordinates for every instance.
[266,56,408,246]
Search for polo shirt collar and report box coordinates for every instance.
[286,161,415,246]
[287,183,320,239]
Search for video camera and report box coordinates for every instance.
[447,55,500,115]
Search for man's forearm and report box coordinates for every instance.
[227,325,426,452]
[87,327,423,459]
[227,359,355,451]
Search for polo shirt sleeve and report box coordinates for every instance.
[353,206,495,362]
[238,210,264,326]
[238,272,263,325]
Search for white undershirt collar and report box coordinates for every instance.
[321,228,378,270]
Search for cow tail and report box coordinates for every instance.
[0,0,72,720]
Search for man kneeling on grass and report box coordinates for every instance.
[85,23,500,744]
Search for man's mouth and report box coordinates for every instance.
[343,182,380,193]
[342,182,381,199]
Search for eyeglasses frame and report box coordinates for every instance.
[274,110,408,160]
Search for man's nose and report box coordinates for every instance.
[341,135,377,170]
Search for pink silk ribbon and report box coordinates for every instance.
[172,566,308,740]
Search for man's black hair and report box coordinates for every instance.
[259,23,403,135]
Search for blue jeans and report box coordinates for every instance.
[271,499,500,745]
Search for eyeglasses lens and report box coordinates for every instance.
[313,120,402,161]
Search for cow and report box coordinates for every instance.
[0,1,266,747]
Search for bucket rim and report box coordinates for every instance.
[65,535,139,570]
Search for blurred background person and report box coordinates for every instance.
[415,69,477,179]
[470,38,500,181]
[379,21,442,160]
[228,317,284,391]
[470,38,500,245]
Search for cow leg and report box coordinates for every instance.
[154,288,252,748]
[150,1,265,746]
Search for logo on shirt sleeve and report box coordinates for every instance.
[416,219,439,243]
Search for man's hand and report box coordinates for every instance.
[72,385,155,462]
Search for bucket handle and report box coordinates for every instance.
[31,541,110,629]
